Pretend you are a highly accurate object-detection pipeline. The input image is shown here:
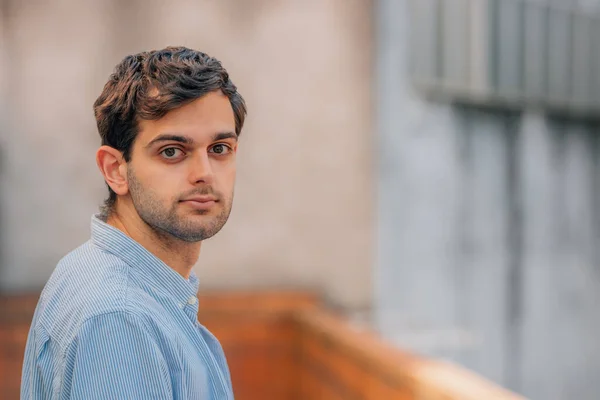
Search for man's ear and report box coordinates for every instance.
[96,146,128,196]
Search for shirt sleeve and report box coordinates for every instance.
[64,312,173,400]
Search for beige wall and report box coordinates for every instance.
[0,0,373,311]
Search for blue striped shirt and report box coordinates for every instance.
[21,215,234,399]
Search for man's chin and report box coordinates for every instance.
[167,226,214,242]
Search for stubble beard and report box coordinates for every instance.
[127,168,233,243]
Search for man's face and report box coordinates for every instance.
[126,90,238,242]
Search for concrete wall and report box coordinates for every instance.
[375,0,600,398]
[0,0,374,311]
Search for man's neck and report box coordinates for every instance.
[105,205,201,280]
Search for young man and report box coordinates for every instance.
[21,47,246,399]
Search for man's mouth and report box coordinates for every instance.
[180,196,218,210]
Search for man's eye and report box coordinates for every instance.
[209,144,232,155]
[160,148,184,159]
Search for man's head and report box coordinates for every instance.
[94,47,246,242]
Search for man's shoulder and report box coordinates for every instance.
[34,241,154,346]
[54,240,124,274]
[44,240,131,306]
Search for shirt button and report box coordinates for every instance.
[187,296,197,305]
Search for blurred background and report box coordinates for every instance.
[1,0,600,399]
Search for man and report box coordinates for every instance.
[21,46,246,399]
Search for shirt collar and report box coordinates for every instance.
[90,214,199,305]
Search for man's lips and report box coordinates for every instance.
[180,196,218,210]
[181,195,218,203]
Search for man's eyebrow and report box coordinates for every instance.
[213,131,238,142]
[145,134,194,148]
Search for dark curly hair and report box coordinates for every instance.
[93,46,246,215]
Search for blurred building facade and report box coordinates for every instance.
[1,0,600,399]
[376,0,600,399]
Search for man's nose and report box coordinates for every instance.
[189,153,214,185]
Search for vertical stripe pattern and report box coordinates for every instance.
[21,215,233,399]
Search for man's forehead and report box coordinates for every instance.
[138,101,236,145]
